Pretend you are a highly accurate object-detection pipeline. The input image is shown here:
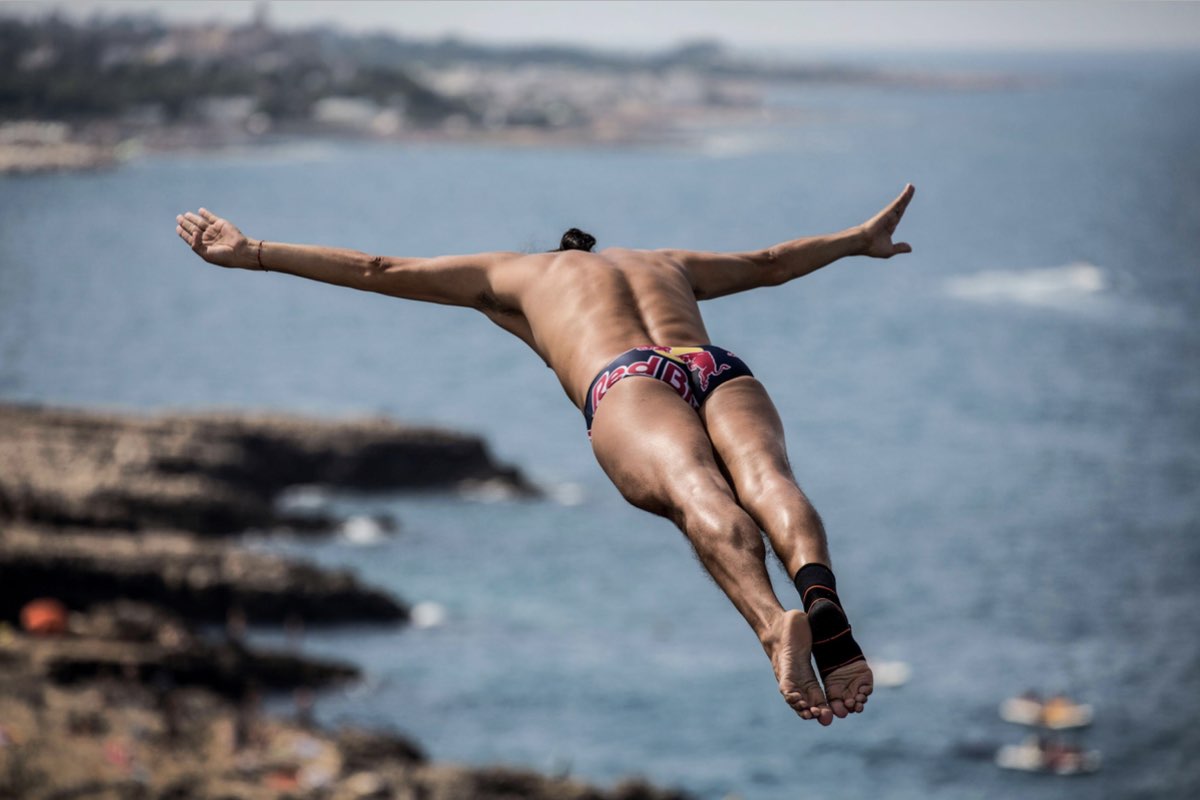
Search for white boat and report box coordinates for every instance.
[996,737,1101,776]
[999,694,1093,730]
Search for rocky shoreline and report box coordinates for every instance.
[0,640,684,800]
[0,600,684,800]
[0,404,536,536]
[0,525,405,626]
[0,403,688,799]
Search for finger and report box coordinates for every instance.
[888,183,915,218]
[176,215,196,234]
[176,226,193,246]
[184,211,208,229]
[892,242,912,255]
[198,208,219,223]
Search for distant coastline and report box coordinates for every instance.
[0,11,1023,175]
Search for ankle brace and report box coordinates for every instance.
[794,563,865,679]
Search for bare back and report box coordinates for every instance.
[488,248,713,407]
[177,185,915,412]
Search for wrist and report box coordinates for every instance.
[238,238,265,271]
[845,226,870,257]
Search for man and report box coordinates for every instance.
[176,183,915,726]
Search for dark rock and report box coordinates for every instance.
[72,599,189,644]
[26,633,357,698]
[0,403,537,536]
[470,767,564,797]
[0,526,406,626]
[611,778,692,800]
[337,727,427,771]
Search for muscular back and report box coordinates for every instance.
[487,248,713,407]
[177,185,910,410]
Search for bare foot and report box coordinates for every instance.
[819,656,873,718]
[763,610,832,725]
[803,593,873,718]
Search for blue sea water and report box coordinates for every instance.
[2,52,1199,799]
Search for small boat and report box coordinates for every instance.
[996,736,1101,776]
[1000,692,1093,730]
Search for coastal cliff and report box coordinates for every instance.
[0,403,689,799]
[0,525,405,626]
[0,403,535,535]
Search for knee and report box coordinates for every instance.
[674,491,765,557]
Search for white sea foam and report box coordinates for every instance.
[871,659,912,688]
[457,477,523,503]
[694,131,774,158]
[944,262,1106,310]
[339,514,392,545]
[410,601,448,629]
[548,482,586,507]
[275,485,332,515]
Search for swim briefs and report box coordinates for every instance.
[583,345,753,434]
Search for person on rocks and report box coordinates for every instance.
[176,184,916,725]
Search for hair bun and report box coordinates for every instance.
[559,228,596,252]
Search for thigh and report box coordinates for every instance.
[699,376,797,490]
[590,376,734,519]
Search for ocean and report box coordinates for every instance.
[2,51,1198,799]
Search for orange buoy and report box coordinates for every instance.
[20,598,68,636]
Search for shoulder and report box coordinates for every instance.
[600,247,685,270]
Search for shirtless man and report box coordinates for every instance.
[176,183,915,725]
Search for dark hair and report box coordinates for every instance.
[555,228,596,252]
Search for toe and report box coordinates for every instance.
[830,698,848,718]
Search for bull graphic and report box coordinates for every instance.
[678,350,731,392]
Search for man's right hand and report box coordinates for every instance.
[175,208,256,269]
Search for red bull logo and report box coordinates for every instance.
[678,350,731,392]
[586,345,750,438]
[591,355,662,410]
[590,354,697,411]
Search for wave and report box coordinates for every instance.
[339,514,394,545]
[410,601,448,629]
[944,262,1106,309]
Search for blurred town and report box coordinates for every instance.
[0,3,1009,174]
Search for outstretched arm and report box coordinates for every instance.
[175,208,515,308]
[666,184,915,300]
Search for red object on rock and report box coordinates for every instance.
[20,598,68,635]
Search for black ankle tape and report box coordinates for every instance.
[794,564,865,678]
[794,563,839,611]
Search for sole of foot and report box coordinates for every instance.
[821,658,873,718]
[767,609,833,726]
